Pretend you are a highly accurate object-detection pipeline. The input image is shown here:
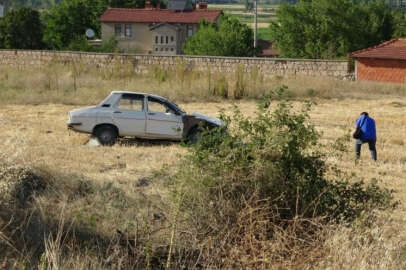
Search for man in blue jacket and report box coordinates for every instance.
[354,112,377,161]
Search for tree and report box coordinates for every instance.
[391,8,406,37]
[43,0,107,49]
[0,7,44,49]
[184,15,257,57]
[270,0,393,59]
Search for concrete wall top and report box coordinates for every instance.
[0,49,348,63]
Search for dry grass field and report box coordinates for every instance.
[1,64,406,268]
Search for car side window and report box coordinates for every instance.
[118,94,144,111]
[148,97,175,114]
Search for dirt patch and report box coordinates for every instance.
[388,101,406,108]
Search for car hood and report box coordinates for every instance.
[69,106,98,117]
[190,113,224,126]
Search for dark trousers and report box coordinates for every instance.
[355,139,377,161]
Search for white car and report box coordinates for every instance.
[67,91,224,145]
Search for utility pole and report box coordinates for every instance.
[254,0,258,50]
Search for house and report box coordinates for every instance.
[100,1,222,54]
[349,38,406,83]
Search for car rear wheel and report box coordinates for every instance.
[94,125,118,146]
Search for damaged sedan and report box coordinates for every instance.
[67,91,224,145]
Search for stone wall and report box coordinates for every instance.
[0,50,350,79]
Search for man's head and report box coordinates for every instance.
[361,112,369,116]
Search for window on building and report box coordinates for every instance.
[161,36,164,44]
[125,24,132,37]
[171,36,174,42]
[114,24,122,37]
[166,36,168,44]
[155,36,158,44]
[155,48,158,51]
[187,25,193,37]
[170,48,174,51]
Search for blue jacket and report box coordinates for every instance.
[355,115,376,141]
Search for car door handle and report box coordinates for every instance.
[114,111,122,114]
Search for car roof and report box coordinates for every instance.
[111,90,168,102]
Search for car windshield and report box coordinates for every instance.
[98,93,115,106]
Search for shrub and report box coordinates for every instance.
[0,164,47,208]
[212,75,228,98]
[151,66,168,83]
[233,64,246,99]
[66,35,94,52]
[172,86,395,267]
[96,36,118,53]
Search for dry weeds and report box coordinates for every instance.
[1,64,406,106]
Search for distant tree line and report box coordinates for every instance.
[269,0,406,59]
[0,0,160,9]
[1,0,406,58]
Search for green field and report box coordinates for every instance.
[257,27,272,40]
[208,3,276,41]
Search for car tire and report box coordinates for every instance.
[187,127,202,144]
[94,125,118,146]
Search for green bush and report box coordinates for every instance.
[66,35,94,52]
[66,36,118,53]
[95,36,118,53]
[172,86,395,264]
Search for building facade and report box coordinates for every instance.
[100,1,222,55]
[349,38,406,83]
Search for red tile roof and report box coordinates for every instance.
[100,8,222,24]
[349,38,406,60]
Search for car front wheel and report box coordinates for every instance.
[94,125,118,146]
[187,127,202,144]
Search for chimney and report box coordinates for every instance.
[145,1,153,9]
[198,2,207,10]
